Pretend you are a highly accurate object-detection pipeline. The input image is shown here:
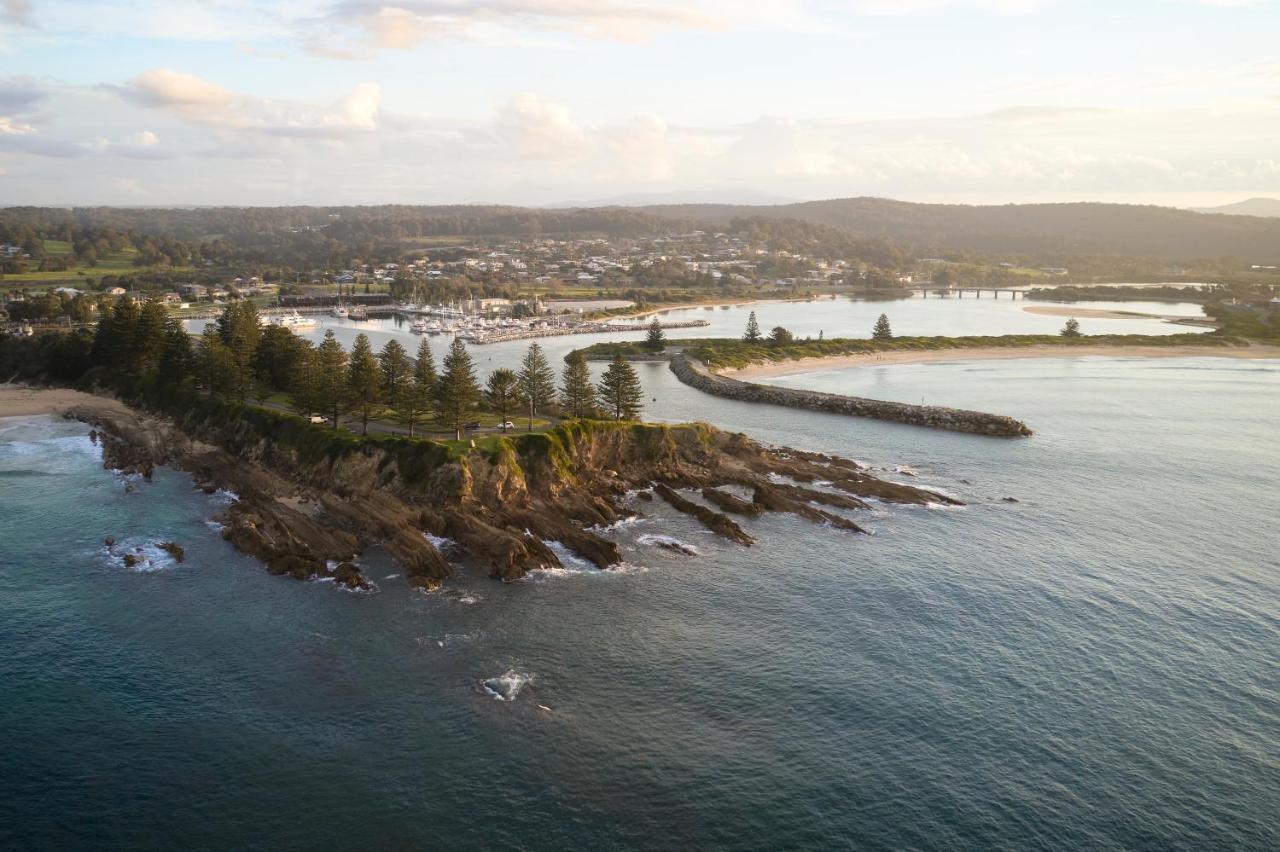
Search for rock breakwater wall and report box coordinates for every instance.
[669,355,1033,437]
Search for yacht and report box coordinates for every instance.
[271,311,318,331]
[410,318,430,334]
[331,305,349,319]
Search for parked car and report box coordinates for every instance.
[308,414,327,424]
[501,421,516,430]
[464,421,481,431]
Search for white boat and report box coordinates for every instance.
[331,305,349,319]
[349,305,368,320]
[426,320,443,334]
[271,311,318,331]
[410,319,430,334]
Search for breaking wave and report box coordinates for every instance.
[481,669,532,702]
[637,534,700,556]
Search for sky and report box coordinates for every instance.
[1,0,1278,208]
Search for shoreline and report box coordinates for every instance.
[722,344,1280,380]
[0,384,131,419]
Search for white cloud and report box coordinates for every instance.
[0,115,36,135]
[493,92,587,159]
[112,70,382,138]
[125,129,159,147]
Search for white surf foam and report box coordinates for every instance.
[481,669,532,702]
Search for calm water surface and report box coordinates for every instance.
[3,303,1277,850]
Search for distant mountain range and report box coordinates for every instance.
[1189,198,1280,218]
[545,189,798,209]
[634,197,1280,261]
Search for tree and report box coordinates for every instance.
[156,320,194,390]
[436,338,480,440]
[485,368,520,432]
[289,344,322,418]
[597,354,644,421]
[215,301,261,402]
[400,338,437,437]
[560,350,596,418]
[644,317,666,353]
[744,310,762,342]
[130,299,170,376]
[517,342,556,431]
[254,325,306,392]
[872,313,893,340]
[378,339,411,418]
[346,333,382,435]
[768,325,795,345]
[199,326,235,398]
[314,330,348,428]
[1061,317,1082,337]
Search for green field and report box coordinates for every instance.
[0,246,194,289]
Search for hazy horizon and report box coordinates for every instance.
[2,1,1279,208]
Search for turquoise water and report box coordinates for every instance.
[2,352,1277,850]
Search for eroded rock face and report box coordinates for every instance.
[75,398,961,588]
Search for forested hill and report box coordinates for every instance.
[638,197,1280,262]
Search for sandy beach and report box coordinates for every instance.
[0,384,130,419]
[723,344,1280,380]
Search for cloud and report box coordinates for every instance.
[493,92,588,159]
[2,0,34,27]
[125,130,159,147]
[111,69,381,138]
[0,76,48,112]
[115,69,240,126]
[0,115,36,135]
[313,0,725,55]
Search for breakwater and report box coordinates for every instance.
[669,354,1033,437]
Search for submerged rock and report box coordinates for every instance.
[158,541,184,563]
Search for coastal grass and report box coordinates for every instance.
[572,332,1246,370]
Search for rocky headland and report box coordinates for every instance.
[66,393,957,591]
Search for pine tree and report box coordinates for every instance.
[597,354,644,421]
[401,337,437,437]
[199,326,235,398]
[289,343,321,418]
[560,350,596,418]
[517,342,556,431]
[131,299,169,376]
[436,338,480,440]
[872,313,893,340]
[485,368,520,432]
[254,325,306,392]
[156,319,193,390]
[378,339,411,419]
[346,333,382,435]
[314,330,348,429]
[645,317,666,353]
[216,301,261,402]
[1061,317,1082,337]
[744,310,763,342]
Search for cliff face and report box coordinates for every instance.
[74,397,959,589]
[669,354,1033,437]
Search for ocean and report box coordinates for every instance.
[2,299,1277,850]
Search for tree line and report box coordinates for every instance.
[6,298,647,439]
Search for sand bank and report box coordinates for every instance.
[0,384,130,419]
